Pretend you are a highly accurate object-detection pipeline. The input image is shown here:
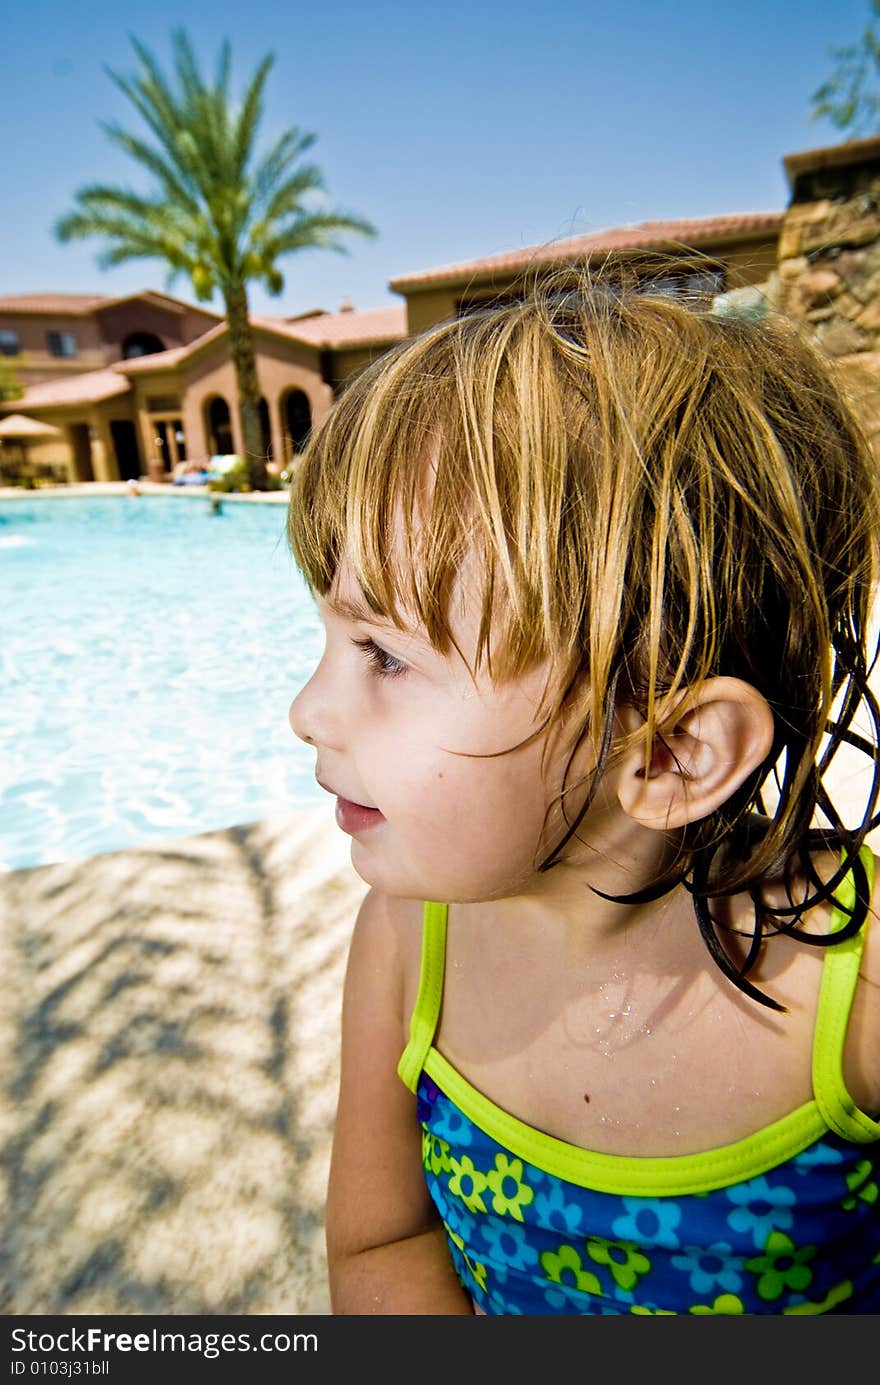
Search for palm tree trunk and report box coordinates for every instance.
[224,281,267,490]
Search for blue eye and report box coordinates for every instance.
[351,636,408,679]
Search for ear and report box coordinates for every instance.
[615,678,775,831]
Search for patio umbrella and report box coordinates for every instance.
[0,413,63,477]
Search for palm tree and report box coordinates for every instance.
[55,29,376,489]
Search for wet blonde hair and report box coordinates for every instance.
[287,261,880,1006]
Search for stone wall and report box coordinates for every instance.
[768,138,880,448]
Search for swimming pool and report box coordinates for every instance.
[0,494,325,871]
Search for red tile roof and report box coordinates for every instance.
[0,289,221,318]
[114,322,228,373]
[1,303,406,411]
[257,305,407,347]
[111,307,406,375]
[93,289,221,319]
[8,369,131,409]
[113,345,190,372]
[390,212,784,291]
[0,292,109,315]
[0,290,399,348]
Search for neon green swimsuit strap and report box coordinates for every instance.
[397,900,448,1092]
[812,844,879,1142]
[397,850,880,1135]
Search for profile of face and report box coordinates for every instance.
[288,546,595,904]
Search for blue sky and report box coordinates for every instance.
[2,0,872,318]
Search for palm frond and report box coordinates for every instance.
[59,214,180,258]
[104,64,203,192]
[55,190,160,241]
[231,53,274,182]
[257,164,326,224]
[96,238,181,269]
[268,208,377,256]
[251,140,322,218]
[113,36,184,141]
[215,38,232,103]
[98,123,202,216]
[171,28,207,105]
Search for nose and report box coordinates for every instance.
[289,658,343,750]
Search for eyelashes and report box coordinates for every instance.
[350,636,408,680]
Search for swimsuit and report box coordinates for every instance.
[398,848,880,1314]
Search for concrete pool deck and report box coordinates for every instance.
[0,802,367,1315]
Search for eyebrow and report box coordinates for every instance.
[323,592,391,624]
[317,589,426,639]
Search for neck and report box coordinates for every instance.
[478,792,692,959]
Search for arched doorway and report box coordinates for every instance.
[122,331,165,359]
[205,395,234,456]
[283,389,312,460]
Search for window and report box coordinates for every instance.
[146,394,181,413]
[0,330,20,356]
[47,330,77,358]
[123,331,165,359]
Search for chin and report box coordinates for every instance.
[349,834,537,903]
[348,844,409,895]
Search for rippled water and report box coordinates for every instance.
[0,495,326,870]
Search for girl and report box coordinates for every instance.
[287,267,880,1315]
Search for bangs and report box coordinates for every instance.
[286,306,587,712]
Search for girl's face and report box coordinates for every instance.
[289,548,594,903]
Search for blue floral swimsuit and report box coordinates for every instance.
[397,849,880,1314]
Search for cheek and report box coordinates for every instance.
[350,684,558,899]
[390,740,550,893]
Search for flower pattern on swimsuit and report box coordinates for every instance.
[417,1072,880,1314]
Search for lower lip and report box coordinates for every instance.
[335,797,385,834]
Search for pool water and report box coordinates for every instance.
[0,495,326,871]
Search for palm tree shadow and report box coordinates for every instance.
[0,808,366,1315]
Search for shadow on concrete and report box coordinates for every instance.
[0,806,366,1314]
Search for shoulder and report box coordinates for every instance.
[350,887,425,969]
[345,888,426,1040]
[752,844,880,1116]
